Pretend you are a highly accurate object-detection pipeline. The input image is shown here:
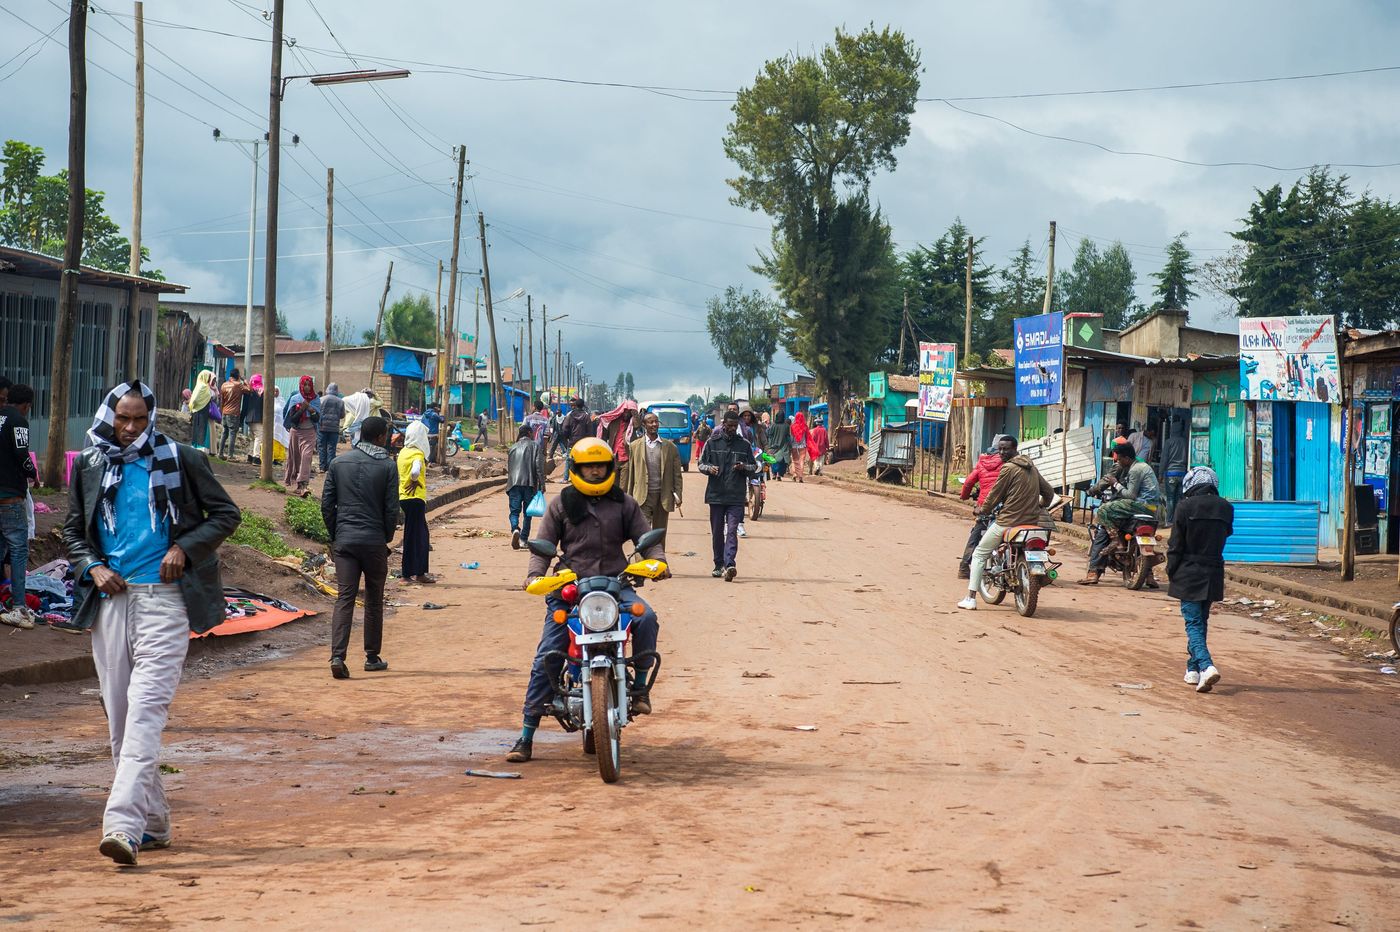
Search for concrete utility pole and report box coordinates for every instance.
[477,210,507,444]
[125,0,144,382]
[367,261,393,388]
[963,234,975,475]
[322,166,333,389]
[43,0,87,489]
[1041,220,1057,315]
[257,0,285,482]
[439,145,465,461]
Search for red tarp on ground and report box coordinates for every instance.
[192,604,318,639]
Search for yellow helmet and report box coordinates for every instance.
[568,437,616,496]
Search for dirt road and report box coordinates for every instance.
[3,478,1398,929]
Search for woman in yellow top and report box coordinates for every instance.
[398,420,435,584]
[188,369,215,451]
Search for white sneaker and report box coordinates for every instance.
[956,596,977,610]
[1183,670,1201,686]
[1196,665,1220,693]
[737,524,747,538]
[1,606,35,630]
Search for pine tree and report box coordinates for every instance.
[1152,233,1197,311]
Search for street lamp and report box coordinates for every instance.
[258,0,410,480]
[212,128,297,378]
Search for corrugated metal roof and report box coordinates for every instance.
[0,243,187,293]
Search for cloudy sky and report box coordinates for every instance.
[5,0,1400,398]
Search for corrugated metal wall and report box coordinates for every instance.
[1222,500,1320,564]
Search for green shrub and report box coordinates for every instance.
[229,509,294,558]
[285,496,330,544]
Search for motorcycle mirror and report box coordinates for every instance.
[526,539,558,559]
[634,528,667,552]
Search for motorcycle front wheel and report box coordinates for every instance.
[591,668,621,783]
[1014,561,1040,617]
[445,438,459,457]
[979,565,1007,605]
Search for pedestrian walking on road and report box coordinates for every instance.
[551,395,592,460]
[506,424,543,550]
[958,435,1055,611]
[216,369,247,459]
[317,383,345,472]
[1166,466,1233,693]
[321,416,400,679]
[399,420,435,584]
[766,410,792,480]
[63,381,240,865]
[699,410,756,581]
[474,409,490,448]
[188,370,214,451]
[789,410,810,482]
[807,417,829,475]
[282,376,320,496]
[626,411,683,534]
[0,383,39,629]
[242,374,264,464]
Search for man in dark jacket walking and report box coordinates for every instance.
[321,416,400,679]
[316,383,346,471]
[1166,465,1233,693]
[698,409,757,581]
[63,381,240,865]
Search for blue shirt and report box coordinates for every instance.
[421,409,443,436]
[96,460,171,584]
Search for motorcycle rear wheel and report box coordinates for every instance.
[1014,561,1040,617]
[979,568,1007,605]
[1125,548,1152,590]
[749,493,764,520]
[591,668,621,783]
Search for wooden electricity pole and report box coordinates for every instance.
[125,0,144,382]
[541,305,549,397]
[257,0,285,481]
[438,145,465,461]
[469,286,480,420]
[1041,220,1057,314]
[322,166,333,389]
[43,0,88,489]
[367,261,394,389]
[527,294,535,399]
[956,234,974,479]
[897,288,908,371]
[477,210,506,444]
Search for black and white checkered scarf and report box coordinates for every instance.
[86,380,183,535]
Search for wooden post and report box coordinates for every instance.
[125,0,144,382]
[433,258,442,461]
[963,234,974,472]
[42,0,88,489]
[322,166,333,389]
[367,261,393,389]
[897,289,908,371]
[541,304,548,397]
[527,294,535,400]
[477,210,506,444]
[257,0,284,482]
[437,145,465,460]
[1041,220,1057,314]
[469,286,480,420]
[1341,361,1356,580]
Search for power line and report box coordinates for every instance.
[0,11,64,81]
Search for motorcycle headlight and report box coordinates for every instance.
[578,592,620,632]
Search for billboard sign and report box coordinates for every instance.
[1238,315,1340,403]
[918,342,957,421]
[1013,312,1063,406]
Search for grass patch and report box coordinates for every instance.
[285,496,330,544]
[228,509,296,558]
[249,479,286,494]
[30,486,60,496]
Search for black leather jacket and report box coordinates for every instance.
[699,429,757,506]
[64,444,241,634]
[321,442,400,547]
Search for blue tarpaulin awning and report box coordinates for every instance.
[382,347,424,380]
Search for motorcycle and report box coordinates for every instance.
[1089,486,1163,590]
[978,500,1065,617]
[524,528,669,784]
[443,421,467,457]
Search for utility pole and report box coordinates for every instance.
[433,259,442,452]
[469,286,480,420]
[963,234,974,475]
[477,210,506,444]
[1041,220,1057,315]
[367,261,393,388]
[555,335,562,406]
[125,0,144,382]
[43,0,87,488]
[897,288,908,371]
[439,145,465,460]
[322,166,333,389]
[527,294,535,399]
[541,305,548,396]
[257,0,285,482]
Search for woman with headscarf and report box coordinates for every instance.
[188,370,214,451]
[341,388,376,445]
[789,410,810,483]
[282,375,321,496]
[1166,466,1234,694]
[766,409,792,480]
[243,374,265,464]
[398,420,434,584]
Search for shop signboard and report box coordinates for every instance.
[1013,312,1063,406]
[917,342,957,421]
[1238,315,1341,403]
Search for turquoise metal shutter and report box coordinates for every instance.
[1222,500,1319,564]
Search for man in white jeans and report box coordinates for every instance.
[63,382,239,865]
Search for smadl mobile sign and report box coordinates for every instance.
[918,342,957,421]
[1238,315,1341,403]
[1013,311,1063,406]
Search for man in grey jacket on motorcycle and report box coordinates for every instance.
[507,437,666,764]
[957,435,1055,611]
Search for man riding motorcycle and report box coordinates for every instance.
[957,437,1007,579]
[1078,441,1161,586]
[957,435,1055,611]
[507,437,666,763]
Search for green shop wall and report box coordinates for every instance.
[1191,369,1246,500]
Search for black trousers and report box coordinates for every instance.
[331,542,388,660]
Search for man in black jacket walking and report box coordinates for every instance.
[1166,465,1234,694]
[321,416,400,679]
[698,409,757,581]
[63,381,240,865]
